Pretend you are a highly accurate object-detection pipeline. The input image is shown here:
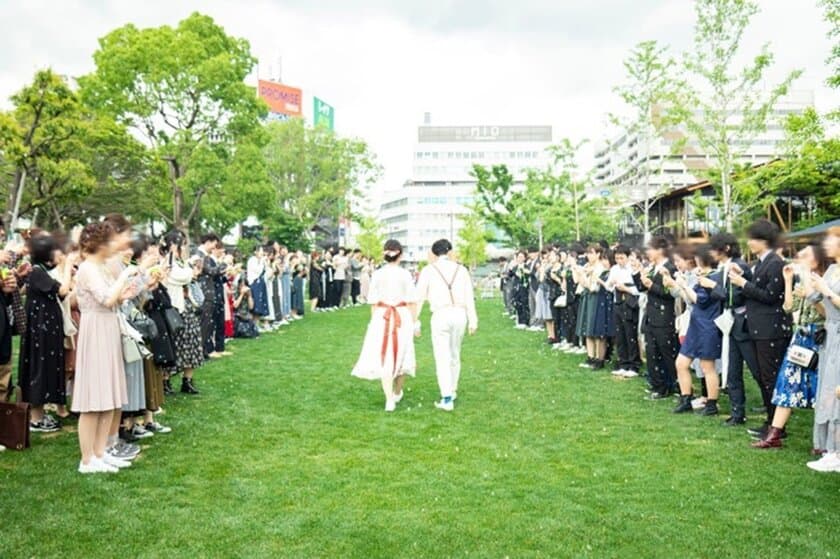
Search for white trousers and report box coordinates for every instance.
[431,307,468,398]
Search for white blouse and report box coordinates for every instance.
[367,264,416,307]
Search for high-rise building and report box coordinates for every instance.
[379,119,554,262]
[592,91,815,203]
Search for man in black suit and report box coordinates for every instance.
[197,233,224,358]
[710,233,761,426]
[727,220,792,437]
[633,236,680,399]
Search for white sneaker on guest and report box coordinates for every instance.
[807,452,840,472]
[611,368,627,377]
[620,370,639,378]
[385,400,396,412]
[515,324,527,330]
[101,453,132,469]
[79,458,118,474]
[691,397,707,410]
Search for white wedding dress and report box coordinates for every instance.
[351,264,417,380]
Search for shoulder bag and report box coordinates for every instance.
[0,386,30,450]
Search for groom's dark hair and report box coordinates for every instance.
[431,239,453,256]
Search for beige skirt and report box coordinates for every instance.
[71,310,128,412]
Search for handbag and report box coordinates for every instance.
[786,343,818,369]
[164,308,185,336]
[188,282,205,309]
[553,293,567,308]
[124,304,159,341]
[0,386,31,450]
[785,300,820,370]
[122,336,143,364]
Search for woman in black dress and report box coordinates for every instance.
[308,251,323,312]
[19,234,74,432]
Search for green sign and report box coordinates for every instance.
[314,97,335,131]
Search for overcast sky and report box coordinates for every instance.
[0,0,837,200]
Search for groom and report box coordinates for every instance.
[415,239,478,411]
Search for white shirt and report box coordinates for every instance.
[334,255,348,281]
[367,264,416,306]
[606,263,639,300]
[415,256,478,329]
[246,256,264,284]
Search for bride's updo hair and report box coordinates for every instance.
[383,239,403,263]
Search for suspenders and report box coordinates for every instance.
[431,263,460,305]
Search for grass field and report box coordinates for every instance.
[1,298,838,558]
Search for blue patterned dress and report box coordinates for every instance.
[771,298,822,409]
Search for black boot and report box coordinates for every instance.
[163,378,174,395]
[181,377,199,395]
[672,394,693,414]
[699,399,719,416]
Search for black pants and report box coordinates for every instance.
[514,289,530,326]
[351,279,360,304]
[753,338,788,424]
[560,302,579,345]
[200,301,214,357]
[725,334,760,420]
[213,299,226,352]
[615,304,641,372]
[644,325,680,395]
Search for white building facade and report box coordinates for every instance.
[593,91,815,203]
[380,121,554,262]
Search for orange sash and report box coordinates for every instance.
[376,302,407,376]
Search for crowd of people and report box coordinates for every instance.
[0,214,379,473]
[501,219,840,473]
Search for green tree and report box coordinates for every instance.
[823,0,840,119]
[673,0,802,232]
[736,109,840,226]
[611,40,684,242]
[472,140,615,248]
[0,69,125,232]
[263,119,380,238]
[79,12,265,231]
[456,212,488,271]
[355,216,385,261]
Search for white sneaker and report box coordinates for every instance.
[434,400,454,412]
[558,342,571,350]
[572,347,588,355]
[279,320,290,326]
[611,369,627,377]
[393,392,404,404]
[78,458,118,474]
[515,324,527,330]
[101,453,132,469]
[0,444,5,452]
[691,397,707,410]
[620,370,639,378]
[528,326,543,332]
[385,400,396,412]
[807,452,840,472]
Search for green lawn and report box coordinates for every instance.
[1,299,838,558]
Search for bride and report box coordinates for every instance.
[351,240,417,412]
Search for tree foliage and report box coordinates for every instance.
[355,216,385,261]
[672,0,802,232]
[79,12,265,230]
[263,118,380,235]
[472,140,615,248]
[456,212,488,271]
[611,40,684,241]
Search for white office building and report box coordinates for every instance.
[592,90,815,202]
[380,118,554,262]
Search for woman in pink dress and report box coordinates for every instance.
[71,222,139,474]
